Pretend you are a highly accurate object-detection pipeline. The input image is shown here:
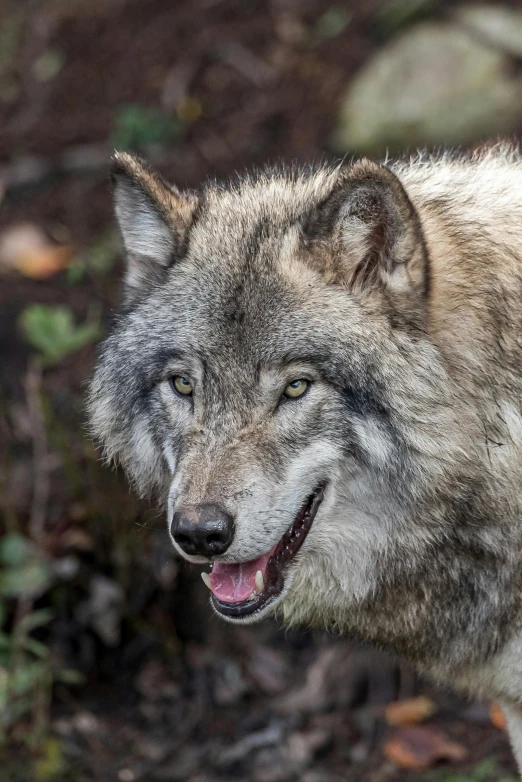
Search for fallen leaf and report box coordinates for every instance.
[490,702,507,730]
[384,725,468,770]
[15,245,73,278]
[61,527,95,552]
[385,695,437,726]
[0,222,73,278]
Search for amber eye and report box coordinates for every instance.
[171,375,193,397]
[283,379,309,400]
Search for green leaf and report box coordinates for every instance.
[111,103,181,151]
[434,758,500,781]
[370,0,438,41]
[312,5,352,43]
[16,609,53,634]
[0,633,12,651]
[0,533,29,567]
[0,561,51,599]
[67,233,118,284]
[19,304,100,366]
[20,638,49,660]
[54,668,85,685]
[34,736,66,779]
[32,49,64,82]
[0,667,8,709]
[11,660,48,696]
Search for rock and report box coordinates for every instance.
[247,645,290,695]
[216,722,285,768]
[134,659,179,701]
[153,746,201,780]
[248,727,332,782]
[212,657,249,705]
[75,575,123,646]
[252,748,289,782]
[456,4,522,59]
[71,711,100,735]
[284,728,332,769]
[335,18,522,155]
[52,555,80,580]
[301,774,345,782]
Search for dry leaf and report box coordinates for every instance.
[384,725,468,770]
[385,695,437,726]
[0,222,73,278]
[490,702,507,730]
[15,245,73,278]
[61,528,95,552]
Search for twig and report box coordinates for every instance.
[217,41,277,87]
[25,358,49,540]
[161,59,200,111]
[0,143,175,194]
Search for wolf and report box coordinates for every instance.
[88,144,522,772]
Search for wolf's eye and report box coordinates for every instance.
[283,379,309,400]
[171,375,193,397]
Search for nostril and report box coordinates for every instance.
[205,532,230,554]
[174,533,193,548]
[207,533,226,545]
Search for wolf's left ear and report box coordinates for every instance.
[303,160,428,320]
[111,152,199,304]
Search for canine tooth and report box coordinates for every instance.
[255,570,264,593]
[201,572,212,590]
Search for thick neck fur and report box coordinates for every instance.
[281,150,522,686]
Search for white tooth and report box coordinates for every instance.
[255,570,264,593]
[201,572,212,590]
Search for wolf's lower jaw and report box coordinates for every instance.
[210,483,326,620]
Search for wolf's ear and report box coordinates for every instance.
[111,152,199,304]
[303,160,428,319]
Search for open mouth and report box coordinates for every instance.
[205,483,326,619]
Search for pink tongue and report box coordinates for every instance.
[209,547,276,603]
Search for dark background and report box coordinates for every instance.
[1,1,522,780]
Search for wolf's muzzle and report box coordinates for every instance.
[171,504,235,557]
[209,483,326,618]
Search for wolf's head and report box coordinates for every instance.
[88,153,465,629]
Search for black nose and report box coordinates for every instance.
[171,504,234,557]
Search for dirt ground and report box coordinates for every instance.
[0,1,519,780]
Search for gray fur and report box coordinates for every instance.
[89,145,522,773]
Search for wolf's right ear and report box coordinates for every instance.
[111,152,199,304]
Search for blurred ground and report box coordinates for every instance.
[1,1,521,780]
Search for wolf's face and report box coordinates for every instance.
[89,153,456,627]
